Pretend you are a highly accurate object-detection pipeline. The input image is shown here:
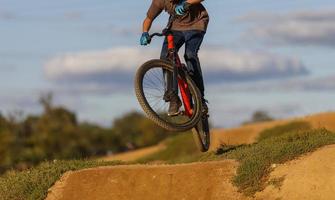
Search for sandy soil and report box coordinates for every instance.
[46,160,250,200]
[255,144,335,200]
[100,143,165,162]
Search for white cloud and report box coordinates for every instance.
[280,75,335,91]
[239,9,335,47]
[44,46,307,84]
[208,74,335,93]
[199,48,307,81]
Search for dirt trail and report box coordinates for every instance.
[46,160,250,200]
[256,144,335,200]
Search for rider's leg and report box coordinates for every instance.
[183,30,205,97]
[183,30,208,113]
[160,31,185,115]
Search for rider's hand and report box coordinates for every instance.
[140,32,150,46]
[175,0,190,16]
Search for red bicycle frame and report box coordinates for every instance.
[167,34,193,117]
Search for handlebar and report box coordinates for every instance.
[148,14,177,41]
[149,32,164,39]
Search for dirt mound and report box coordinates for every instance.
[46,160,250,200]
[46,144,335,200]
[211,112,335,150]
[256,144,335,200]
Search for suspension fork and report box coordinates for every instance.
[167,33,179,94]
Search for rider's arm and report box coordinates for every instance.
[142,17,153,33]
[186,0,204,4]
[143,0,164,32]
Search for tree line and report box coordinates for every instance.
[0,94,172,174]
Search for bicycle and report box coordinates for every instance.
[135,15,210,152]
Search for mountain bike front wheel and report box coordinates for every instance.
[135,59,202,132]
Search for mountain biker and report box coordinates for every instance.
[140,0,209,116]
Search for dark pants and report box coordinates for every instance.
[160,30,206,98]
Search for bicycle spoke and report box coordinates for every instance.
[144,91,162,98]
[143,80,161,91]
[144,76,160,90]
[151,68,165,88]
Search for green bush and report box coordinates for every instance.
[112,112,173,150]
[243,110,274,124]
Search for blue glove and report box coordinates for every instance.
[175,0,188,16]
[140,32,150,46]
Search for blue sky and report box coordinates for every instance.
[1,0,335,127]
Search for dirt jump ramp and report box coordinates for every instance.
[47,145,335,200]
[46,160,249,200]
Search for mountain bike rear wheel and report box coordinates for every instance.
[135,59,202,132]
[192,114,210,152]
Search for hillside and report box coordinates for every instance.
[103,112,335,162]
[1,112,335,200]
[210,112,335,149]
